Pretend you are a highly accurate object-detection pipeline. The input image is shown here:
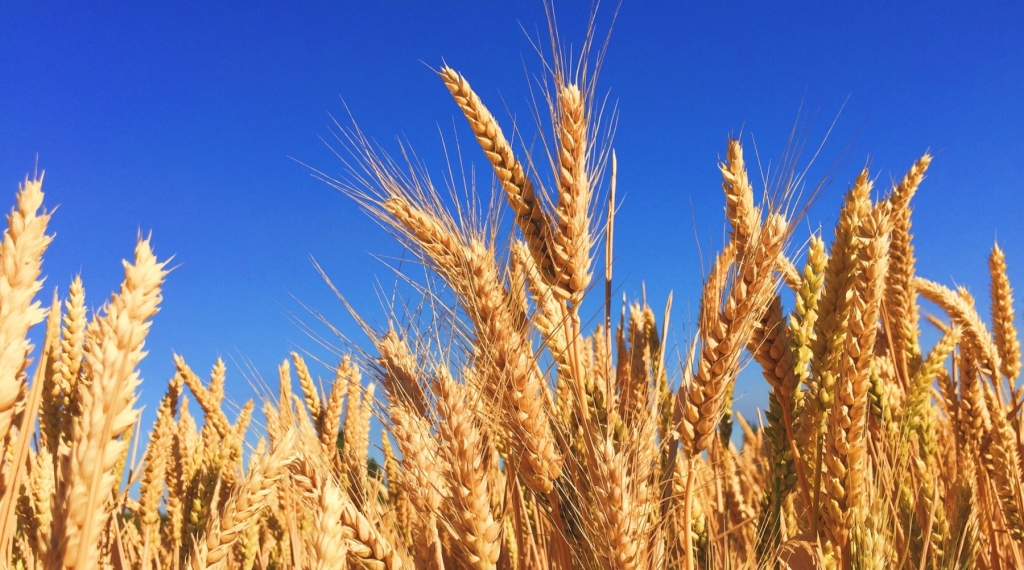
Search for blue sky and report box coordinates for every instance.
[2,2,1022,430]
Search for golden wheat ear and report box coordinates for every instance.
[188,431,297,570]
[59,236,168,570]
[0,175,52,446]
[990,244,1021,383]
[438,66,558,287]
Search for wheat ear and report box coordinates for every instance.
[721,138,761,257]
[915,278,1001,380]
[376,330,428,417]
[176,355,232,440]
[291,351,322,419]
[551,83,594,305]
[820,197,890,562]
[320,356,353,452]
[0,175,52,443]
[390,401,445,569]
[883,154,931,381]
[438,66,557,287]
[189,431,296,570]
[682,214,787,455]
[343,379,374,505]
[989,244,1021,382]
[59,237,167,570]
[41,275,86,456]
[436,369,502,570]
[803,171,872,539]
[384,195,562,493]
[980,404,1024,543]
[680,213,789,570]
[138,373,183,568]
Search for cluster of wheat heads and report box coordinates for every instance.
[2,56,1024,570]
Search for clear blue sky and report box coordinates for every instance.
[2,2,1022,429]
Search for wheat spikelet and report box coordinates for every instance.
[59,237,167,570]
[989,243,1021,382]
[0,175,52,443]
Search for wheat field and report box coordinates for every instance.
[1,25,1022,570]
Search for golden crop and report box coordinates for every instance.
[0,23,1020,570]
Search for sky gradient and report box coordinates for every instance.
[2,2,1022,429]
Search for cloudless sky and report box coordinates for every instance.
[2,2,1022,433]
